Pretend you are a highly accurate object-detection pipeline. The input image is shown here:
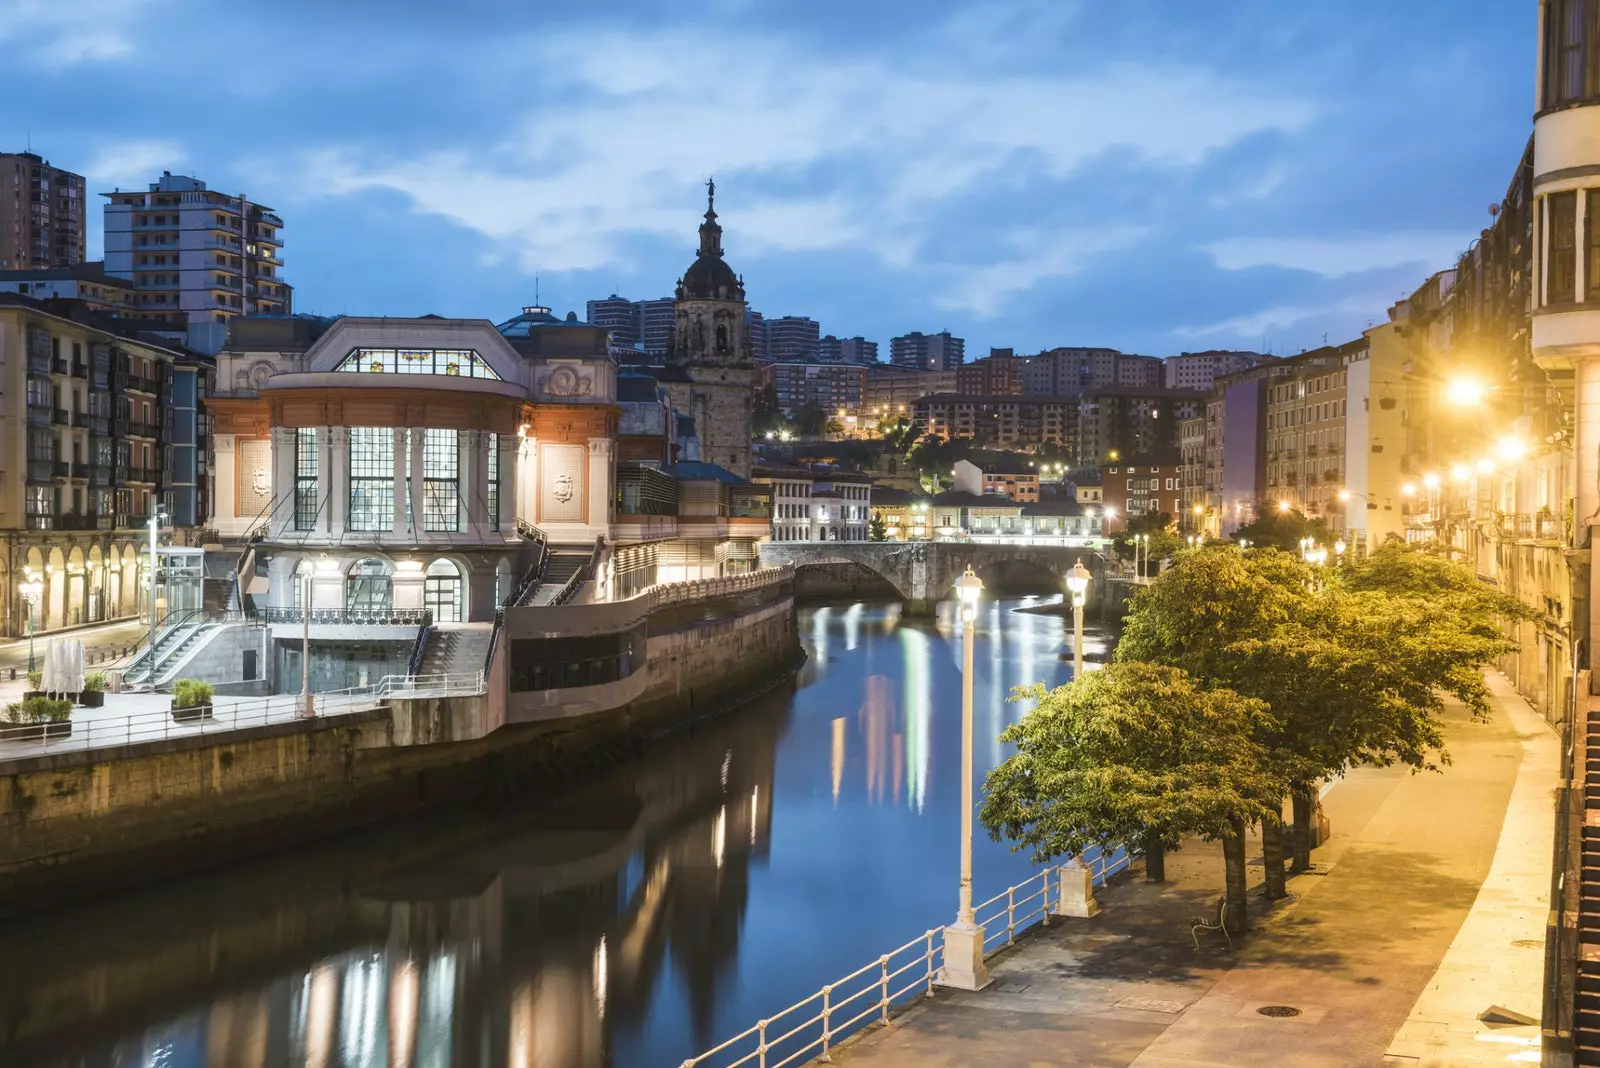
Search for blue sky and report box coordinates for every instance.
[1,0,1533,358]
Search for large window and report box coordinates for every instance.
[333,348,501,380]
[346,559,392,612]
[1547,0,1600,109]
[423,429,459,532]
[1550,190,1578,306]
[295,427,318,531]
[486,432,500,528]
[348,427,394,532]
[508,624,647,692]
[423,559,463,623]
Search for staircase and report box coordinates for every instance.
[525,549,591,605]
[202,550,242,617]
[417,623,494,678]
[123,616,207,686]
[1579,706,1600,1064]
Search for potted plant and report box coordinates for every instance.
[171,678,215,722]
[80,672,107,708]
[0,697,73,742]
[22,670,42,701]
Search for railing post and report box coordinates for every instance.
[1007,885,1016,945]
[926,930,937,994]
[820,983,833,1062]
[880,954,890,1023]
[758,1019,769,1068]
[1042,869,1050,927]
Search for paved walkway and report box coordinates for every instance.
[829,672,1555,1068]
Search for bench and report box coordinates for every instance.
[1191,896,1232,951]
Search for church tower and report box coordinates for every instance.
[666,180,757,476]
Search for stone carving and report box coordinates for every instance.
[542,365,592,398]
[252,465,271,497]
[237,439,273,516]
[553,472,575,503]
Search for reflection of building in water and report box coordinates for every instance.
[859,674,896,806]
[0,697,787,1068]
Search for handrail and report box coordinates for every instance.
[680,850,1131,1068]
[406,624,433,678]
[258,607,434,626]
[551,535,604,607]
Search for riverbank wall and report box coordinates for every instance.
[0,574,799,910]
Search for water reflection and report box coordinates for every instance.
[0,597,1109,1068]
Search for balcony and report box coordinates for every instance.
[52,408,68,426]
[127,421,157,439]
[72,411,90,429]
[113,513,151,530]
[26,404,51,428]
[26,460,54,483]
[27,352,51,376]
[51,357,68,375]
[88,465,111,486]
[70,361,87,379]
[127,467,158,483]
[260,606,433,632]
[52,460,70,478]
[126,376,156,394]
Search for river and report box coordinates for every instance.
[0,596,1112,1068]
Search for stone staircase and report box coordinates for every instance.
[525,549,591,606]
[417,623,494,679]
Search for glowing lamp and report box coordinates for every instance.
[955,565,984,623]
[1064,558,1091,605]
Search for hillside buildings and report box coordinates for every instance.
[891,330,965,371]
[0,152,86,271]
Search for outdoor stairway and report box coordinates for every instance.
[202,550,242,616]
[417,622,493,679]
[525,549,590,606]
[1577,704,1600,1065]
[123,619,206,685]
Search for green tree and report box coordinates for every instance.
[1230,507,1334,551]
[879,415,918,454]
[794,402,827,439]
[1109,511,1181,576]
[825,418,845,437]
[982,662,1284,935]
[868,511,889,541]
[753,384,784,438]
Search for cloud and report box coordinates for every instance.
[0,0,146,65]
[84,140,187,188]
[1203,233,1472,278]
[282,24,1314,314]
[1173,295,1389,341]
[937,225,1150,318]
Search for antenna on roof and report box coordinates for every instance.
[535,273,540,306]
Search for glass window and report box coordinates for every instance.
[1547,0,1600,108]
[348,427,395,531]
[486,432,499,529]
[423,429,459,532]
[333,348,501,380]
[295,427,318,531]
[423,559,463,623]
[1551,191,1578,305]
[346,559,392,613]
[1587,191,1600,302]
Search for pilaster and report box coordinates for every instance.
[391,428,408,539]
[410,428,426,539]
[269,426,296,540]
[327,427,348,538]
[587,437,614,531]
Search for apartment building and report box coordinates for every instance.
[1023,347,1161,395]
[891,330,965,371]
[1074,388,1205,466]
[914,394,1075,450]
[862,365,958,421]
[767,316,820,362]
[951,460,1039,502]
[762,360,864,419]
[1262,345,1353,521]
[585,295,641,346]
[1164,350,1267,390]
[1101,459,1183,531]
[0,262,136,314]
[102,172,291,346]
[956,352,1026,396]
[1178,410,1207,531]
[0,152,86,271]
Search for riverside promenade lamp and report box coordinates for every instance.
[942,566,990,991]
[1065,558,1091,680]
[18,571,43,674]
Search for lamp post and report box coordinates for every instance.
[147,509,165,657]
[302,567,314,718]
[18,571,43,675]
[1065,558,1091,680]
[941,566,989,990]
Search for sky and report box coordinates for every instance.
[0,0,1535,359]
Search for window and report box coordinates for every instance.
[295,427,318,530]
[486,432,500,528]
[332,347,501,380]
[423,559,463,623]
[346,559,392,613]
[1587,190,1600,302]
[291,560,312,610]
[1550,190,1578,305]
[423,428,459,532]
[1547,0,1600,108]
[348,427,394,531]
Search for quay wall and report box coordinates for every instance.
[0,586,799,910]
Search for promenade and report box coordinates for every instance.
[829,671,1555,1068]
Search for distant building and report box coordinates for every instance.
[862,365,957,422]
[0,152,87,270]
[892,330,965,371]
[1023,348,1159,395]
[747,310,769,362]
[914,393,1075,450]
[816,334,842,363]
[585,295,641,346]
[0,262,137,314]
[951,459,1040,502]
[1164,349,1268,390]
[768,316,821,362]
[751,465,815,542]
[839,336,878,364]
[762,360,865,419]
[1102,459,1185,532]
[1075,387,1206,467]
[956,353,1025,396]
[639,298,676,356]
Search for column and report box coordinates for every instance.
[499,434,517,535]
[391,427,408,539]
[587,437,614,532]
[327,427,348,538]
[269,426,297,539]
[458,429,480,535]
[519,436,539,526]
[411,429,426,537]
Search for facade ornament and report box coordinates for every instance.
[542,365,592,398]
[553,472,576,503]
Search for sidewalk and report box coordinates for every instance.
[829,674,1552,1068]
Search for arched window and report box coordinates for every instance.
[346,559,393,613]
[291,560,313,610]
[424,559,463,623]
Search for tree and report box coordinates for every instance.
[1109,511,1181,576]
[1229,507,1334,551]
[982,662,1284,934]
[825,418,845,438]
[753,384,784,439]
[868,511,889,541]
[879,415,919,454]
[793,402,827,439]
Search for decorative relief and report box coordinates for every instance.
[540,444,585,523]
[542,365,592,398]
[553,473,575,503]
[237,439,273,516]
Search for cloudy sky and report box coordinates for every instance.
[1,0,1532,358]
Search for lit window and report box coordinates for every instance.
[348,427,395,531]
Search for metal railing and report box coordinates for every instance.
[0,672,485,757]
[550,536,604,607]
[259,606,433,626]
[648,565,794,610]
[681,850,1130,1068]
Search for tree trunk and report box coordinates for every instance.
[1222,818,1248,935]
[1144,832,1166,883]
[1261,815,1287,900]
[1290,783,1315,873]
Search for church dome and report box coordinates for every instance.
[676,179,744,303]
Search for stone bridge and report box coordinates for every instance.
[758,541,1109,614]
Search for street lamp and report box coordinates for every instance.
[1334,539,1346,563]
[18,571,43,675]
[1065,558,1091,679]
[942,566,989,990]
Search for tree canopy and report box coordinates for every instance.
[1229,508,1335,551]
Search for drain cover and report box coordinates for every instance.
[1257,1005,1302,1018]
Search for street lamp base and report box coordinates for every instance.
[938,921,991,991]
[1053,858,1101,918]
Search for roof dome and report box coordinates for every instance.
[676,178,745,303]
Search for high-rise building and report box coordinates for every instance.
[747,310,770,362]
[1075,387,1207,466]
[102,172,291,337]
[1023,347,1160,395]
[762,361,865,419]
[892,330,965,371]
[1164,349,1268,390]
[0,152,87,270]
[956,353,1026,395]
[639,298,676,356]
[768,316,820,362]
[839,336,878,364]
[586,295,641,346]
[816,334,843,363]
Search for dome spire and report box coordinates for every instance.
[698,176,723,258]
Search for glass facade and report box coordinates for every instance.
[295,427,318,530]
[423,429,459,532]
[348,427,394,531]
[423,559,463,623]
[508,624,647,692]
[486,433,499,529]
[333,348,501,380]
[345,559,393,612]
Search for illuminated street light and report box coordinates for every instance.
[1495,436,1528,462]
[1337,489,1351,503]
[942,567,988,990]
[1475,458,1495,475]
[1423,473,1441,490]
[1064,559,1091,680]
[18,570,43,674]
[1450,464,1472,482]
[1443,377,1491,407]
[1277,500,1291,513]
[1401,482,1418,497]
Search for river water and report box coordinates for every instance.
[0,596,1111,1068]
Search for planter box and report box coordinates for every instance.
[171,701,214,723]
[0,720,72,743]
[79,690,105,708]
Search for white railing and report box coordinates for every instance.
[680,848,1131,1068]
[0,672,486,757]
[647,565,794,610]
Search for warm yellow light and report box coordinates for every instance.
[1450,464,1471,481]
[1423,473,1441,490]
[1475,458,1494,475]
[1494,437,1528,462]
[1401,482,1417,496]
[1277,500,1291,513]
[1443,377,1489,407]
[1192,504,1203,515]
[1337,489,1351,502]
